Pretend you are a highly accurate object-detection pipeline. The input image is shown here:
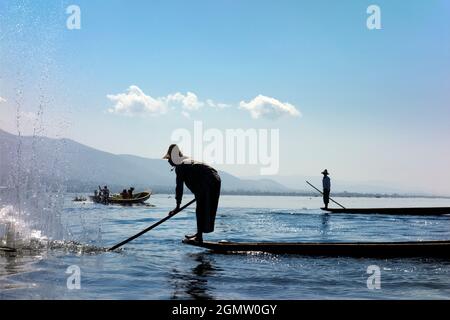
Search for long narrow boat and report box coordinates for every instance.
[321,207,450,215]
[183,239,450,258]
[0,246,16,253]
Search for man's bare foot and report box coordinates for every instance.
[185,233,203,243]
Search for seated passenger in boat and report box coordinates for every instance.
[121,189,129,199]
[102,186,110,203]
[128,187,135,199]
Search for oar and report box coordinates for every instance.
[306,181,346,209]
[108,198,196,251]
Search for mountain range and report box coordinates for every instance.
[1,129,443,197]
[0,129,289,193]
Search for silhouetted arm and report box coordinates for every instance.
[175,168,184,207]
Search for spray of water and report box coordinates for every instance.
[0,1,71,250]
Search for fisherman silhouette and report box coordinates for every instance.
[322,169,331,209]
[164,144,221,243]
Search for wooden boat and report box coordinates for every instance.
[109,191,151,204]
[0,246,16,253]
[183,239,450,258]
[91,191,151,205]
[321,207,450,215]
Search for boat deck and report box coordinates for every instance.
[321,207,450,215]
[183,239,450,258]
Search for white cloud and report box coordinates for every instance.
[107,86,301,120]
[206,99,231,109]
[239,94,300,119]
[165,92,204,111]
[0,96,6,103]
[107,85,167,116]
[107,87,211,116]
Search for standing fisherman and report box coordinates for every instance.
[322,169,331,209]
[164,144,221,243]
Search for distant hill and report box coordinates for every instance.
[0,129,290,194]
[242,175,448,198]
[250,174,408,194]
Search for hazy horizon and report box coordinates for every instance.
[1,127,448,197]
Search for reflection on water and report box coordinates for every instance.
[320,213,330,238]
[0,250,43,293]
[170,253,219,300]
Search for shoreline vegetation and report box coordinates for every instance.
[215,191,450,199]
[64,185,450,199]
[2,181,448,200]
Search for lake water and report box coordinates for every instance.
[1,194,450,299]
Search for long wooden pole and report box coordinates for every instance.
[108,199,196,251]
[306,181,346,209]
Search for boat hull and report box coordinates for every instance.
[0,246,16,253]
[183,239,450,258]
[90,191,151,205]
[109,192,151,204]
[321,207,450,215]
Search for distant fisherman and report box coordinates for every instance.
[164,144,221,243]
[322,169,331,209]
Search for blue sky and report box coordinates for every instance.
[1,0,449,194]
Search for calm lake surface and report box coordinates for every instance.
[1,194,450,299]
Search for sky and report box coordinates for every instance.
[0,0,449,194]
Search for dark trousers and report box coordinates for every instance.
[195,177,221,234]
[323,188,330,207]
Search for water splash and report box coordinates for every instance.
[0,204,112,254]
[0,205,48,248]
[0,1,69,248]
